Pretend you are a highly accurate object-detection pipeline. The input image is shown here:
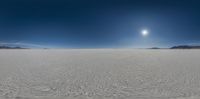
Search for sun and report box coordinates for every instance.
[141,29,149,37]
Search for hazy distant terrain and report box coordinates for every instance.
[0,49,200,99]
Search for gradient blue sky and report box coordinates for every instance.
[0,0,200,48]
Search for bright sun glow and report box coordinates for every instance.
[141,29,149,36]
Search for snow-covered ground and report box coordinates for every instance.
[0,49,200,99]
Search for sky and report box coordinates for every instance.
[0,0,200,48]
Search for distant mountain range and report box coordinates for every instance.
[0,45,27,49]
[149,45,200,49]
[0,42,46,49]
[170,45,200,49]
[0,44,200,49]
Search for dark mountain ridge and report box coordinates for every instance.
[170,45,200,49]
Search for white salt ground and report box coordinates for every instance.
[0,49,200,99]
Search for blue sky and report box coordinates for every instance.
[0,0,200,48]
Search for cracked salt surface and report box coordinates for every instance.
[0,49,200,99]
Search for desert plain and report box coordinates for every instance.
[0,49,200,99]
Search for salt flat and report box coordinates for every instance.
[0,49,200,99]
